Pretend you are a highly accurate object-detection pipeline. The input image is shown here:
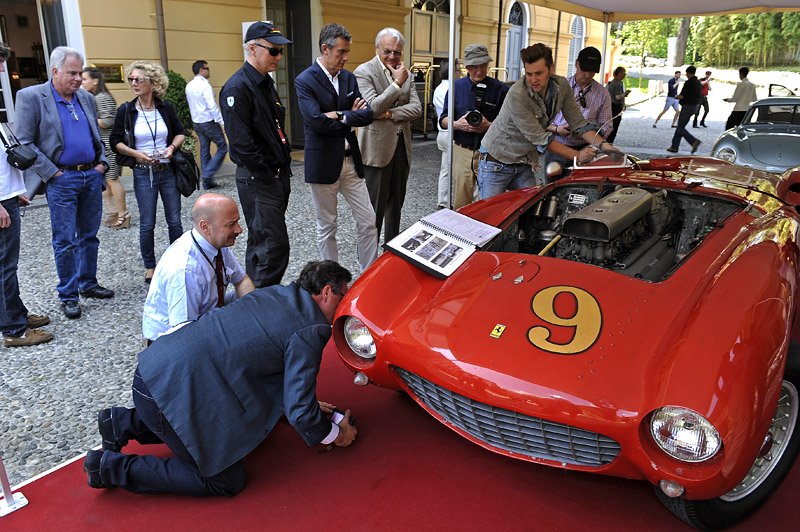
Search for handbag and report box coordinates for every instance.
[0,123,37,171]
[171,148,200,197]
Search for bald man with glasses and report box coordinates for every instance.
[354,27,422,244]
[220,22,293,288]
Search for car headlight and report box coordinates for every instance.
[716,147,737,163]
[343,316,376,359]
[650,406,721,462]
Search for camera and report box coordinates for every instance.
[465,109,483,126]
[465,82,487,127]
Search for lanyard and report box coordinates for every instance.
[137,100,159,151]
[190,232,230,287]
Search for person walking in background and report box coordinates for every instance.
[220,22,293,288]
[605,66,629,143]
[544,46,612,171]
[432,60,450,210]
[355,27,422,244]
[724,67,758,130]
[693,70,712,128]
[82,67,129,229]
[439,44,508,209]
[142,193,253,343]
[295,23,378,274]
[15,46,114,320]
[1,40,53,347]
[667,65,702,154]
[110,61,186,284]
[186,60,227,190]
[653,71,681,128]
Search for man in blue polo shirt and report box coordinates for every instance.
[439,44,508,210]
[15,46,113,319]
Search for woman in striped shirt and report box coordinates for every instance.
[82,68,130,228]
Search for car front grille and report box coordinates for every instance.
[395,367,621,467]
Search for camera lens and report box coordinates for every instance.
[466,110,482,126]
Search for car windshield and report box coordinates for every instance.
[744,104,800,125]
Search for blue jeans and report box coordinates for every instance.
[99,369,246,496]
[477,157,541,200]
[1,197,28,337]
[671,104,699,150]
[194,121,228,181]
[133,165,183,268]
[45,169,103,301]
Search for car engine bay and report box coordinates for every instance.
[489,184,741,282]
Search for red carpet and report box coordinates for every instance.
[3,345,798,531]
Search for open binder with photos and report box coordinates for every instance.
[385,209,501,279]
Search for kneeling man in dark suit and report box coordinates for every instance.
[84,260,356,496]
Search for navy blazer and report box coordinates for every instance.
[137,282,333,477]
[295,61,373,184]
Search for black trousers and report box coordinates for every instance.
[235,169,291,288]
[693,96,709,125]
[365,136,410,244]
[607,105,624,143]
[726,110,747,130]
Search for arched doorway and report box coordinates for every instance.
[504,2,528,82]
[566,16,586,78]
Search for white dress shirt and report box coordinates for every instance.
[432,80,448,132]
[142,229,245,341]
[185,75,224,124]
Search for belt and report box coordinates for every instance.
[454,142,476,150]
[344,149,352,158]
[60,163,94,171]
[135,163,167,171]
[480,152,526,166]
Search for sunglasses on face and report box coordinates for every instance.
[253,42,284,57]
[127,76,150,85]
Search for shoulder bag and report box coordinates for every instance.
[0,123,37,171]
[116,102,137,168]
[171,148,200,197]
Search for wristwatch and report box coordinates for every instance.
[336,111,344,121]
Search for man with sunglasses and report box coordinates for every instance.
[14,46,114,320]
[221,22,293,288]
[355,27,422,244]
[543,46,612,173]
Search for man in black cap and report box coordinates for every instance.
[220,22,293,288]
[544,46,613,172]
[438,43,508,209]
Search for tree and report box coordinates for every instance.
[674,18,691,67]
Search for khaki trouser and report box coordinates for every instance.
[450,144,479,210]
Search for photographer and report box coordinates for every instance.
[439,44,508,210]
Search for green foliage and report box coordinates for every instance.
[164,70,193,135]
[164,69,196,154]
[616,19,676,61]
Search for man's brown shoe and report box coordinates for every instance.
[27,313,50,328]
[4,328,54,347]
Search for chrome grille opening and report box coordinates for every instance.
[395,367,621,467]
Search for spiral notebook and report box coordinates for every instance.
[385,209,501,279]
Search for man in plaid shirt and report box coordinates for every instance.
[543,46,612,173]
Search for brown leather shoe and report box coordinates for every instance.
[4,328,54,347]
[27,313,50,328]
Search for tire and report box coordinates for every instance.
[655,350,800,530]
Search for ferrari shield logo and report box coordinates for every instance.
[226,96,235,107]
[490,324,506,338]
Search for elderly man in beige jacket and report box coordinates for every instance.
[355,27,422,244]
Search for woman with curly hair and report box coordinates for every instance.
[110,61,185,283]
[82,67,129,229]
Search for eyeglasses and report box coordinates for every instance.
[127,76,150,85]
[576,87,590,108]
[64,102,79,121]
[381,49,403,57]
[253,43,284,56]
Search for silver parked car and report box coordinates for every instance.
[712,96,800,173]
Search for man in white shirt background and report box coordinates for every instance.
[142,193,254,342]
[186,60,228,189]
[432,59,450,209]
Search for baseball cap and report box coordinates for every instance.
[463,44,492,67]
[576,46,601,73]
[244,22,292,45]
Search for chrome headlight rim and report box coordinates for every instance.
[650,406,722,463]
[715,146,737,163]
[342,315,377,360]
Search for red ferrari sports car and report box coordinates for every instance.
[332,155,800,529]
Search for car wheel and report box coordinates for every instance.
[655,349,800,530]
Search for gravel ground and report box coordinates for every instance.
[0,79,777,487]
